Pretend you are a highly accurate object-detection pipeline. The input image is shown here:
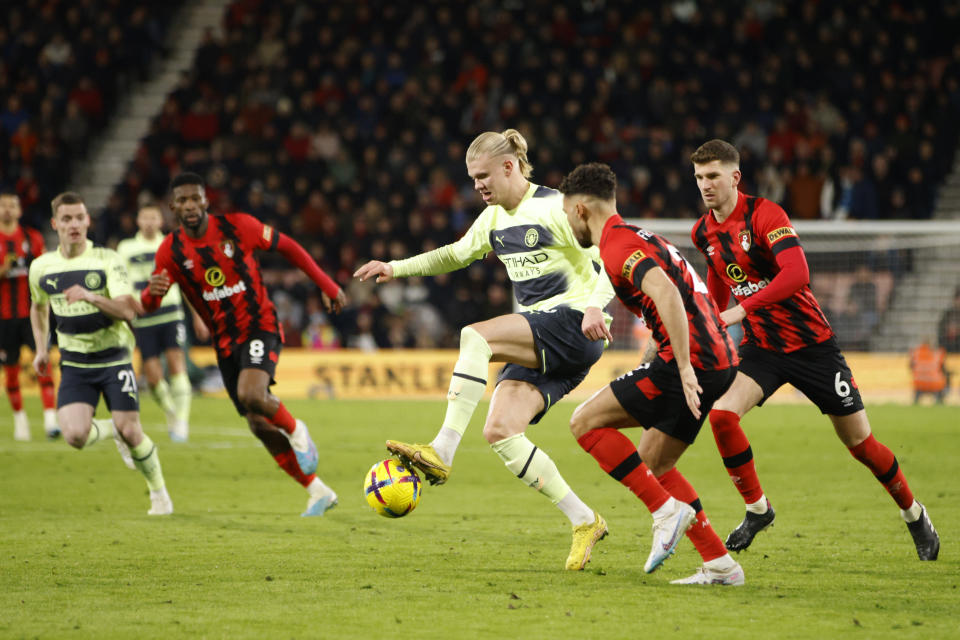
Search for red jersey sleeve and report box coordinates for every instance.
[753,200,801,256]
[607,232,659,290]
[229,213,279,252]
[739,200,809,312]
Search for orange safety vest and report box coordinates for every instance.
[910,344,947,392]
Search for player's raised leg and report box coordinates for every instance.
[387,314,538,485]
[710,373,775,551]
[247,414,337,516]
[485,379,605,570]
[836,410,939,560]
[237,368,317,474]
[236,368,336,516]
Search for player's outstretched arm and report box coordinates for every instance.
[274,232,345,313]
[641,267,703,419]
[354,260,394,283]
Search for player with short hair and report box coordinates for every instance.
[118,204,201,442]
[356,129,615,570]
[690,139,939,560]
[142,173,346,517]
[29,192,172,515]
[1,189,59,440]
[560,162,745,585]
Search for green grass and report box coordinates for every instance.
[1,396,956,639]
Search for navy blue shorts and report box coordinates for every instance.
[216,332,282,416]
[0,318,35,364]
[134,320,186,360]
[58,363,140,412]
[610,357,735,445]
[739,337,865,416]
[497,307,605,424]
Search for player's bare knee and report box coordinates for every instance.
[64,431,86,449]
[238,389,268,415]
[569,401,592,438]
[483,416,523,444]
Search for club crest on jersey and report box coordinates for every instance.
[205,266,226,287]
[738,231,751,251]
[220,240,236,258]
[84,271,102,289]
[524,228,539,247]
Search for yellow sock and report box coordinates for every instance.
[131,435,165,491]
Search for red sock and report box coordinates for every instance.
[578,428,671,512]
[269,403,296,435]
[709,410,764,504]
[273,449,316,488]
[4,365,23,411]
[657,468,728,562]
[848,434,914,509]
[38,374,56,409]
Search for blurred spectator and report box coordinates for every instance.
[0,1,179,227]
[939,287,960,353]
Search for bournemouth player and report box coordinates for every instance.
[142,173,346,517]
[356,130,615,570]
[118,204,200,442]
[29,192,172,515]
[1,190,59,440]
[690,139,939,560]
[560,163,745,585]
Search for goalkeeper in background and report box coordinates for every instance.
[689,139,938,560]
[356,129,615,571]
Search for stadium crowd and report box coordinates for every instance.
[0,0,181,230]
[5,0,960,350]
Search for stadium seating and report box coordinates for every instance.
[0,0,181,229]
[50,3,960,347]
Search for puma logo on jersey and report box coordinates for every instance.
[495,235,505,247]
[46,277,59,289]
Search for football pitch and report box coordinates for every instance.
[1,396,956,639]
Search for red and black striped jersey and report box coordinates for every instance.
[152,213,282,356]
[600,214,737,371]
[0,224,45,320]
[691,191,833,353]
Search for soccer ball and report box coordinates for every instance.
[363,458,422,518]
